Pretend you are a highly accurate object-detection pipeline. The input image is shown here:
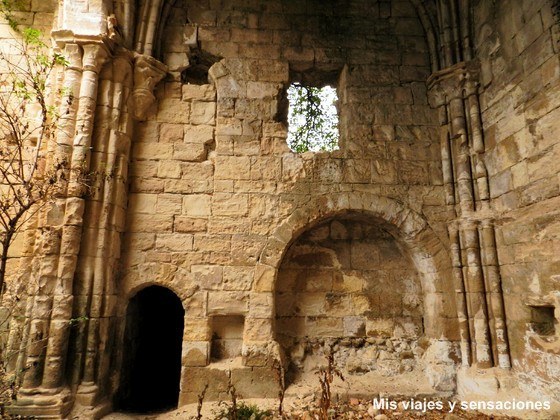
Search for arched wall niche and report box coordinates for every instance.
[254,193,457,342]
[275,210,427,380]
[248,192,460,391]
[253,193,458,341]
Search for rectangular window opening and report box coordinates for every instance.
[287,83,339,153]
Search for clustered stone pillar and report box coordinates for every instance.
[72,52,136,406]
[7,35,168,415]
[7,35,166,416]
[428,62,511,369]
[42,41,109,392]
[6,35,159,418]
[8,36,110,416]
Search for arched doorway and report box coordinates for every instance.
[116,286,185,413]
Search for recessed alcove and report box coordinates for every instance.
[210,315,245,361]
[275,212,425,384]
[530,305,556,337]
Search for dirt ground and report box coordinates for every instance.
[99,370,558,420]
[100,395,558,420]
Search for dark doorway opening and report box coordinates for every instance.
[116,286,184,413]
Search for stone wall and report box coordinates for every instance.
[0,0,57,273]
[473,0,560,400]
[2,0,560,417]
[120,0,455,405]
[276,215,424,378]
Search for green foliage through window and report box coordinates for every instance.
[287,83,339,153]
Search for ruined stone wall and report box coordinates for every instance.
[473,0,560,400]
[120,0,455,404]
[5,0,560,416]
[276,216,424,377]
[122,0,448,318]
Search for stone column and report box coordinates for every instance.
[431,94,472,367]
[461,222,493,367]
[427,61,511,369]
[41,42,109,391]
[447,82,493,367]
[480,220,511,368]
[10,37,110,418]
[4,228,37,374]
[464,78,511,369]
[16,41,83,396]
[74,53,135,406]
[449,225,472,366]
[9,29,168,420]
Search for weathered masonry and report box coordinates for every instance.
[2,0,560,417]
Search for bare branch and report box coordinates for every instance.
[0,20,70,302]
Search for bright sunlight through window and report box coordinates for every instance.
[287,84,339,153]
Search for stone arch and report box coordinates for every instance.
[120,262,196,306]
[117,0,446,69]
[409,0,476,70]
[253,192,456,341]
[113,0,179,56]
[275,210,429,382]
[125,279,188,306]
[409,0,441,72]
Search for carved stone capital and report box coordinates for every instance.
[107,14,123,45]
[129,53,168,121]
[63,43,83,70]
[427,60,480,108]
[51,30,113,73]
[82,43,110,73]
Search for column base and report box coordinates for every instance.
[75,382,100,406]
[457,366,515,398]
[70,399,112,420]
[6,387,73,419]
